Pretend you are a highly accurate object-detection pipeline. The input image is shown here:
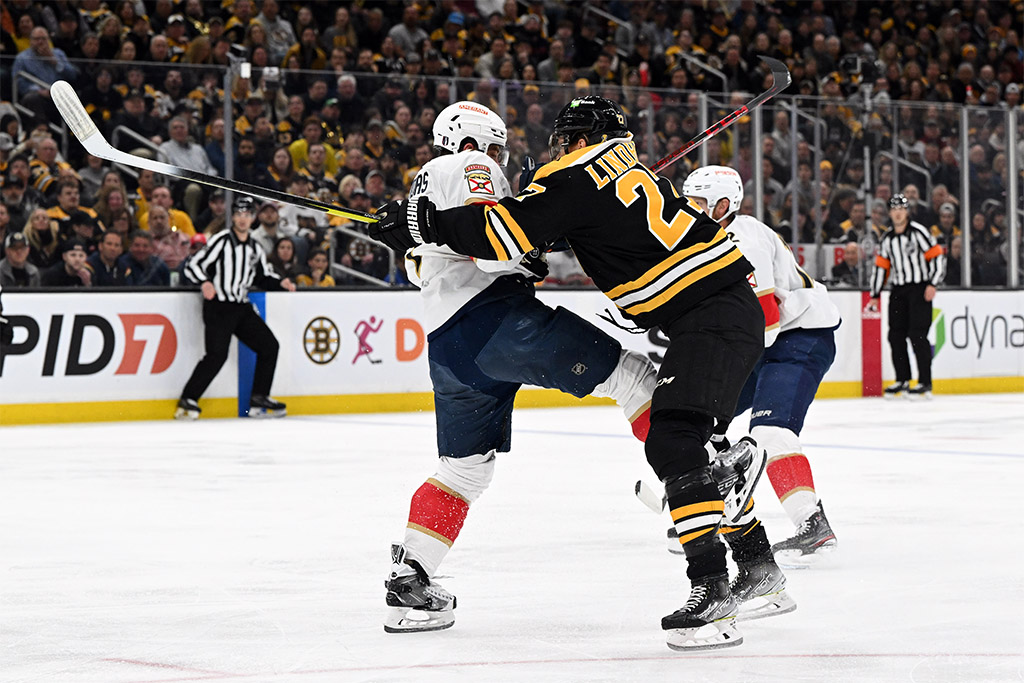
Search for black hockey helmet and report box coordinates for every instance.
[233,195,257,214]
[888,193,909,210]
[549,96,629,158]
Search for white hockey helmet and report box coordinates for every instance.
[682,165,744,219]
[432,101,509,166]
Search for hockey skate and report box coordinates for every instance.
[384,544,456,633]
[712,436,767,523]
[247,394,287,418]
[908,383,932,400]
[662,574,742,651]
[771,502,837,569]
[174,398,200,420]
[731,556,797,621]
[883,381,909,399]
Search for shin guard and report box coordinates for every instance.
[720,499,772,565]
[754,425,818,527]
[665,466,727,581]
[404,453,495,577]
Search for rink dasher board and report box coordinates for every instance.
[0,289,1021,424]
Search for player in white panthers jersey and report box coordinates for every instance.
[405,141,520,333]
[384,102,657,635]
[684,165,840,574]
[726,215,841,347]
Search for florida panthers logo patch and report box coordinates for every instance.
[465,168,494,195]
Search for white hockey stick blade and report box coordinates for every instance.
[635,480,666,514]
[50,80,378,225]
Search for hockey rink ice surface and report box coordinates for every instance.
[3,395,1023,683]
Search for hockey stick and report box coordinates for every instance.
[635,480,667,514]
[650,56,791,175]
[50,80,378,224]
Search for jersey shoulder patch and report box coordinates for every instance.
[464,162,496,196]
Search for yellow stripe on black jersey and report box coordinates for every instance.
[609,235,745,316]
[483,203,535,258]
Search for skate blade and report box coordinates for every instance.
[173,408,199,421]
[737,589,797,622]
[384,606,454,634]
[666,618,743,651]
[908,393,933,401]
[774,542,837,570]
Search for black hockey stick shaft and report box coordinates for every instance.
[650,56,792,175]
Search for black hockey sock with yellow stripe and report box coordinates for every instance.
[665,466,728,581]
[720,498,772,564]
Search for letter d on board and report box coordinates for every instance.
[66,315,114,376]
[395,318,424,361]
[951,307,968,350]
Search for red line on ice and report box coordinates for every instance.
[115,652,1022,682]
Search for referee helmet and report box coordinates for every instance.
[888,194,909,210]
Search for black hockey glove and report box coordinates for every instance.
[520,247,549,282]
[369,197,439,252]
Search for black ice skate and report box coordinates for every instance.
[771,501,838,569]
[712,436,767,523]
[731,556,797,621]
[662,574,742,651]
[384,544,456,633]
[248,394,287,418]
[174,398,200,420]
[883,381,910,399]
[907,383,932,400]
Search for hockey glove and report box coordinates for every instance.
[369,197,438,252]
[520,248,549,282]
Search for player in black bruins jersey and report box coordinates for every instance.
[372,96,766,651]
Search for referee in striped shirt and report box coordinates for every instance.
[175,196,296,420]
[868,194,946,398]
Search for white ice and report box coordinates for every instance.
[2,395,1023,683]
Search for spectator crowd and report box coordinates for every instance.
[0,0,1021,290]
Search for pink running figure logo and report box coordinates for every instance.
[353,316,384,364]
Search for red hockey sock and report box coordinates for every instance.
[766,453,816,501]
[406,478,471,547]
[630,405,651,442]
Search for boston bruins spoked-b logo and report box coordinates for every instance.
[303,317,340,364]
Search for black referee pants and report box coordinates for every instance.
[182,300,280,402]
[888,283,932,385]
